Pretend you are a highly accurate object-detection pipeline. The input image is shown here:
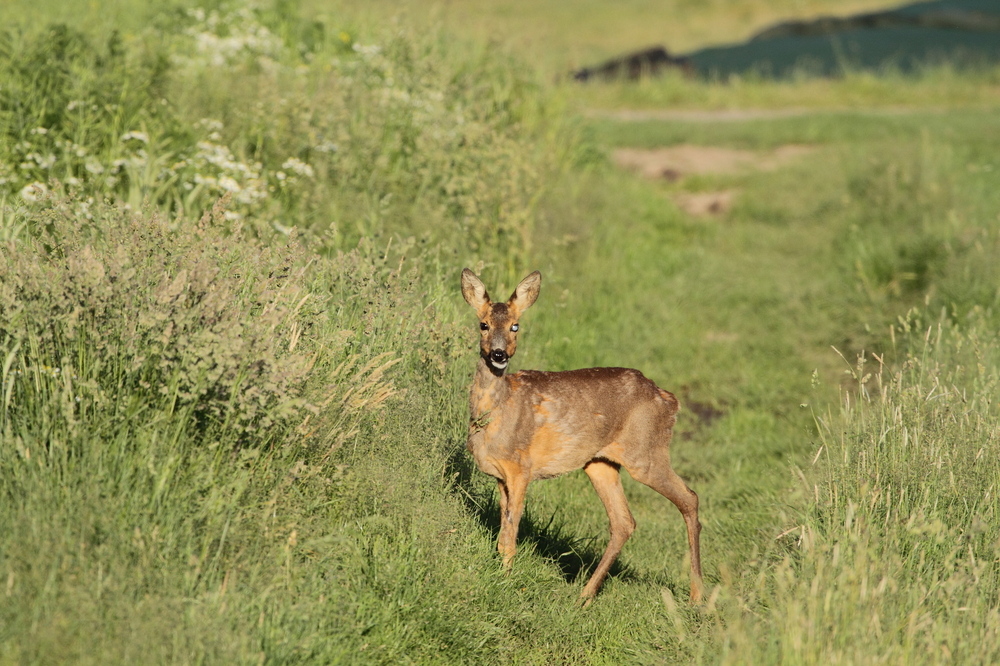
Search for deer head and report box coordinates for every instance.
[461,269,541,374]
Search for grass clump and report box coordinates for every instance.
[0,192,444,662]
[0,196,317,444]
[717,311,1000,663]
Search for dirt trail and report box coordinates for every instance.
[588,106,950,123]
[613,144,812,179]
[612,143,814,216]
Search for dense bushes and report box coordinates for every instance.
[0,3,564,263]
[0,197,318,444]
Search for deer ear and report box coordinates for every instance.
[509,271,541,313]
[461,268,491,310]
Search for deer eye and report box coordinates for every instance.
[511,324,519,332]
[480,322,488,331]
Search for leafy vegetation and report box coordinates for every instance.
[1,0,999,663]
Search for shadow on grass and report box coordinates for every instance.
[445,440,637,586]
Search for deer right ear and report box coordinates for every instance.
[461,268,491,311]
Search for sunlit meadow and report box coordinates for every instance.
[2,0,999,663]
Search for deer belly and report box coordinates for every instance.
[527,425,597,480]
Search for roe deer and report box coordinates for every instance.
[461,268,703,604]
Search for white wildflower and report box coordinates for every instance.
[30,153,57,169]
[20,182,47,202]
[218,175,241,192]
[196,118,224,132]
[193,173,219,188]
[235,180,267,204]
[281,157,314,178]
[121,131,149,143]
[352,43,381,57]
[272,220,294,235]
[178,7,282,68]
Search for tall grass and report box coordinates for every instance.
[0,2,566,265]
[716,312,1000,663]
[0,1,562,661]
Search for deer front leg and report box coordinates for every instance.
[496,479,509,563]
[497,473,529,570]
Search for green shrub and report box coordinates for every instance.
[0,3,566,266]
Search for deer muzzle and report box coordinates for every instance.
[489,349,509,370]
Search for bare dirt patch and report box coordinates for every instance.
[612,144,813,180]
[674,190,737,216]
[612,143,813,216]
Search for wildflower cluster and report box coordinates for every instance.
[173,6,284,69]
[1,1,559,260]
[0,11,317,229]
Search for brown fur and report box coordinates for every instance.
[461,268,703,604]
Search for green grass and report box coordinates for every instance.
[2,0,1000,663]
[575,67,1000,112]
[326,0,1000,111]
[332,0,903,73]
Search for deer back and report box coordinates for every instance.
[468,362,679,482]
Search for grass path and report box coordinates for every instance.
[583,105,964,122]
[459,136,857,657]
[462,103,1000,659]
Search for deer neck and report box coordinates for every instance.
[470,356,513,421]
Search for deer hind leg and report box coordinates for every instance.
[580,460,636,605]
[497,472,529,570]
[629,461,703,602]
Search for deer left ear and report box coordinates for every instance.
[509,271,541,313]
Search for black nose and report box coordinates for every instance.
[490,349,508,363]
